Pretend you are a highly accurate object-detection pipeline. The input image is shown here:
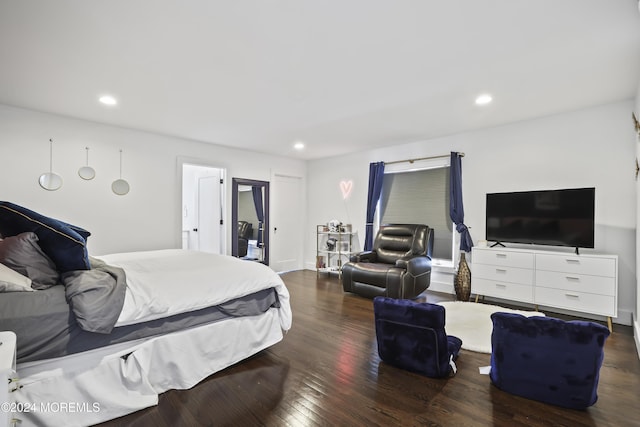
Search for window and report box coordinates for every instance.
[377,160,454,266]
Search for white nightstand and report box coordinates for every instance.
[0,332,17,427]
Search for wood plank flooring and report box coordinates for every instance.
[98,270,640,426]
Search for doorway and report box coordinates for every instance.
[182,163,225,254]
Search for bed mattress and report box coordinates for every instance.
[1,285,279,363]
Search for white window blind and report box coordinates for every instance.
[380,167,453,260]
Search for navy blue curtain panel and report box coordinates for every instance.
[450,152,473,252]
[252,186,264,246]
[364,162,385,251]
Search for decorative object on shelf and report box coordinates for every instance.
[111,149,130,195]
[326,237,337,251]
[339,180,353,199]
[39,138,63,191]
[316,256,325,269]
[327,219,342,232]
[453,252,471,301]
[78,146,96,180]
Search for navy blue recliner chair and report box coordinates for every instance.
[373,297,462,378]
[490,312,610,410]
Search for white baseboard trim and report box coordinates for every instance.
[634,316,640,360]
[428,280,454,295]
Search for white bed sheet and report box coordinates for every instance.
[15,307,285,427]
[96,249,291,330]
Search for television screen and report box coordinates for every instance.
[486,187,595,248]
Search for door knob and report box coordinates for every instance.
[193,228,198,232]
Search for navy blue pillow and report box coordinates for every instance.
[0,202,91,272]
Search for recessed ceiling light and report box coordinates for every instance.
[475,94,493,106]
[99,95,117,106]
[293,141,305,150]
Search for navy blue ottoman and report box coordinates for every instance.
[490,312,610,409]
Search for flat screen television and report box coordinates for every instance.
[486,187,595,249]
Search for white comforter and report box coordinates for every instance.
[96,249,291,330]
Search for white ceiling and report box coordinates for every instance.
[1,1,639,160]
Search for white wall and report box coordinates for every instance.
[635,81,640,355]
[0,104,305,256]
[306,100,637,325]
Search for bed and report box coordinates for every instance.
[0,202,292,427]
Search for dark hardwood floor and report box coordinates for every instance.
[99,270,640,426]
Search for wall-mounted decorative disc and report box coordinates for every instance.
[78,147,96,180]
[39,138,63,191]
[111,178,130,195]
[112,149,130,195]
[39,172,63,191]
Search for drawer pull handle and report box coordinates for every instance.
[565,293,580,298]
[495,284,506,288]
[496,253,507,258]
[565,259,580,264]
[495,268,507,273]
[565,276,580,281]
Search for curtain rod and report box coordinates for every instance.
[384,152,465,166]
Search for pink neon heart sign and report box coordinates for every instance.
[340,180,353,199]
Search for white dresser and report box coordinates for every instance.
[472,247,618,330]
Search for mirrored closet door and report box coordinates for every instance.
[231,178,269,265]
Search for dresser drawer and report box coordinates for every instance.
[535,287,616,317]
[535,254,616,277]
[473,249,534,269]
[536,270,616,296]
[474,278,534,303]
[474,264,533,285]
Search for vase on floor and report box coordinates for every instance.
[454,252,471,301]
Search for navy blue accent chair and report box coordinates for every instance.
[490,312,610,410]
[373,296,462,378]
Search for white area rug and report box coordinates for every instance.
[438,301,545,354]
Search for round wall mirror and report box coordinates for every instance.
[78,166,96,180]
[111,178,130,195]
[38,172,63,191]
[78,147,96,180]
[39,138,62,191]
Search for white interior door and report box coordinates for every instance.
[271,174,303,272]
[198,174,222,254]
